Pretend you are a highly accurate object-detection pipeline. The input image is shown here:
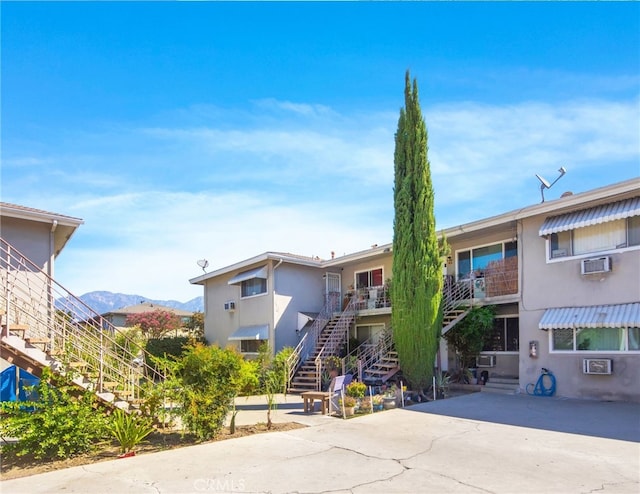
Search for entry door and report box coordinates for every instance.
[325,272,341,311]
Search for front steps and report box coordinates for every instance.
[363,350,400,385]
[288,315,351,394]
[1,332,131,410]
[481,377,520,395]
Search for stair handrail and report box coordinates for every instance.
[442,275,474,315]
[0,237,166,403]
[354,328,395,381]
[313,296,356,390]
[285,292,339,391]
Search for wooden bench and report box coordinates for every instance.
[301,391,331,414]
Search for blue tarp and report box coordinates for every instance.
[0,365,40,402]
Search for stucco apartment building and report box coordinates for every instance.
[192,178,639,402]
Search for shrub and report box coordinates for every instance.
[339,395,357,408]
[173,343,242,440]
[346,381,367,399]
[146,336,191,361]
[108,409,155,454]
[0,368,110,460]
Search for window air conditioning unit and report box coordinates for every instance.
[224,301,236,312]
[581,256,611,275]
[476,355,496,368]
[583,358,612,375]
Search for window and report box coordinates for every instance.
[352,323,385,345]
[355,267,383,288]
[483,317,519,352]
[240,339,265,353]
[551,327,638,352]
[241,278,266,297]
[457,241,517,279]
[548,217,640,260]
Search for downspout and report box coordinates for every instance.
[49,220,58,347]
[49,220,58,279]
[272,259,284,356]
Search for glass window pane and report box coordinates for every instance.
[573,220,625,255]
[506,318,519,351]
[576,327,624,351]
[505,241,518,258]
[629,327,640,351]
[372,268,383,286]
[628,216,640,247]
[550,231,571,258]
[241,278,266,297]
[483,318,505,351]
[457,251,471,279]
[472,244,502,271]
[356,272,369,289]
[552,328,573,350]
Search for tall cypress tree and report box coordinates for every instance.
[391,71,443,391]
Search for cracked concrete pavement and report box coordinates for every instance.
[2,393,639,494]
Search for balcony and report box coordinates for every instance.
[343,285,391,312]
[343,256,518,314]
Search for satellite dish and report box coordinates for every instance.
[535,167,567,203]
[535,174,551,189]
[197,259,209,272]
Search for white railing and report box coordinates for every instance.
[344,284,391,311]
[285,292,339,390]
[342,328,395,381]
[0,237,165,402]
[313,296,356,390]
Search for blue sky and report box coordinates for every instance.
[2,2,639,302]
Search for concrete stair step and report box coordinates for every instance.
[489,377,519,385]
[481,386,518,395]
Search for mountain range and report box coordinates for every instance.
[75,291,204,315]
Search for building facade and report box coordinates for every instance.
[191,178,640,402]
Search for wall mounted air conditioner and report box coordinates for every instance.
[581,256,611,275]
[224,301,236,312]
[583,358,612,375]
[476,355,496,368]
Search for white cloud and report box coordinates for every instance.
[5,96,639,300]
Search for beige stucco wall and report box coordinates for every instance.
[202,260,325,354]
[519,214,640,402]
[339,253,393,292]
[1,217,53,272]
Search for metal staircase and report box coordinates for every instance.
[0,237,165,410]
[287,297,356,393]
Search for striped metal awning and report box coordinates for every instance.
[228,265,268,285]
[539,197,640,236]
[228,324,269,341]
[539,303,640,330]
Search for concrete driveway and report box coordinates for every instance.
[2,393,638,494]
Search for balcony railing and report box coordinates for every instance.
[343,285,391,311]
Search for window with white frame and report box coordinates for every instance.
[550,326,639,352]
[352,323,385,345]
[355,267,383,289]
[549,216,640,259]
[241,278,267,298]
[240,339,266,353]
[457,241,517,279]
[482,317,519,352]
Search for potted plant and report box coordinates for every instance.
[324,355,342,374]
[346,381,367,399]
[339,395,357,416]
[372,394,384,411]
[383,384,397,409]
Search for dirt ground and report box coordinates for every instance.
[1,422,306,481]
